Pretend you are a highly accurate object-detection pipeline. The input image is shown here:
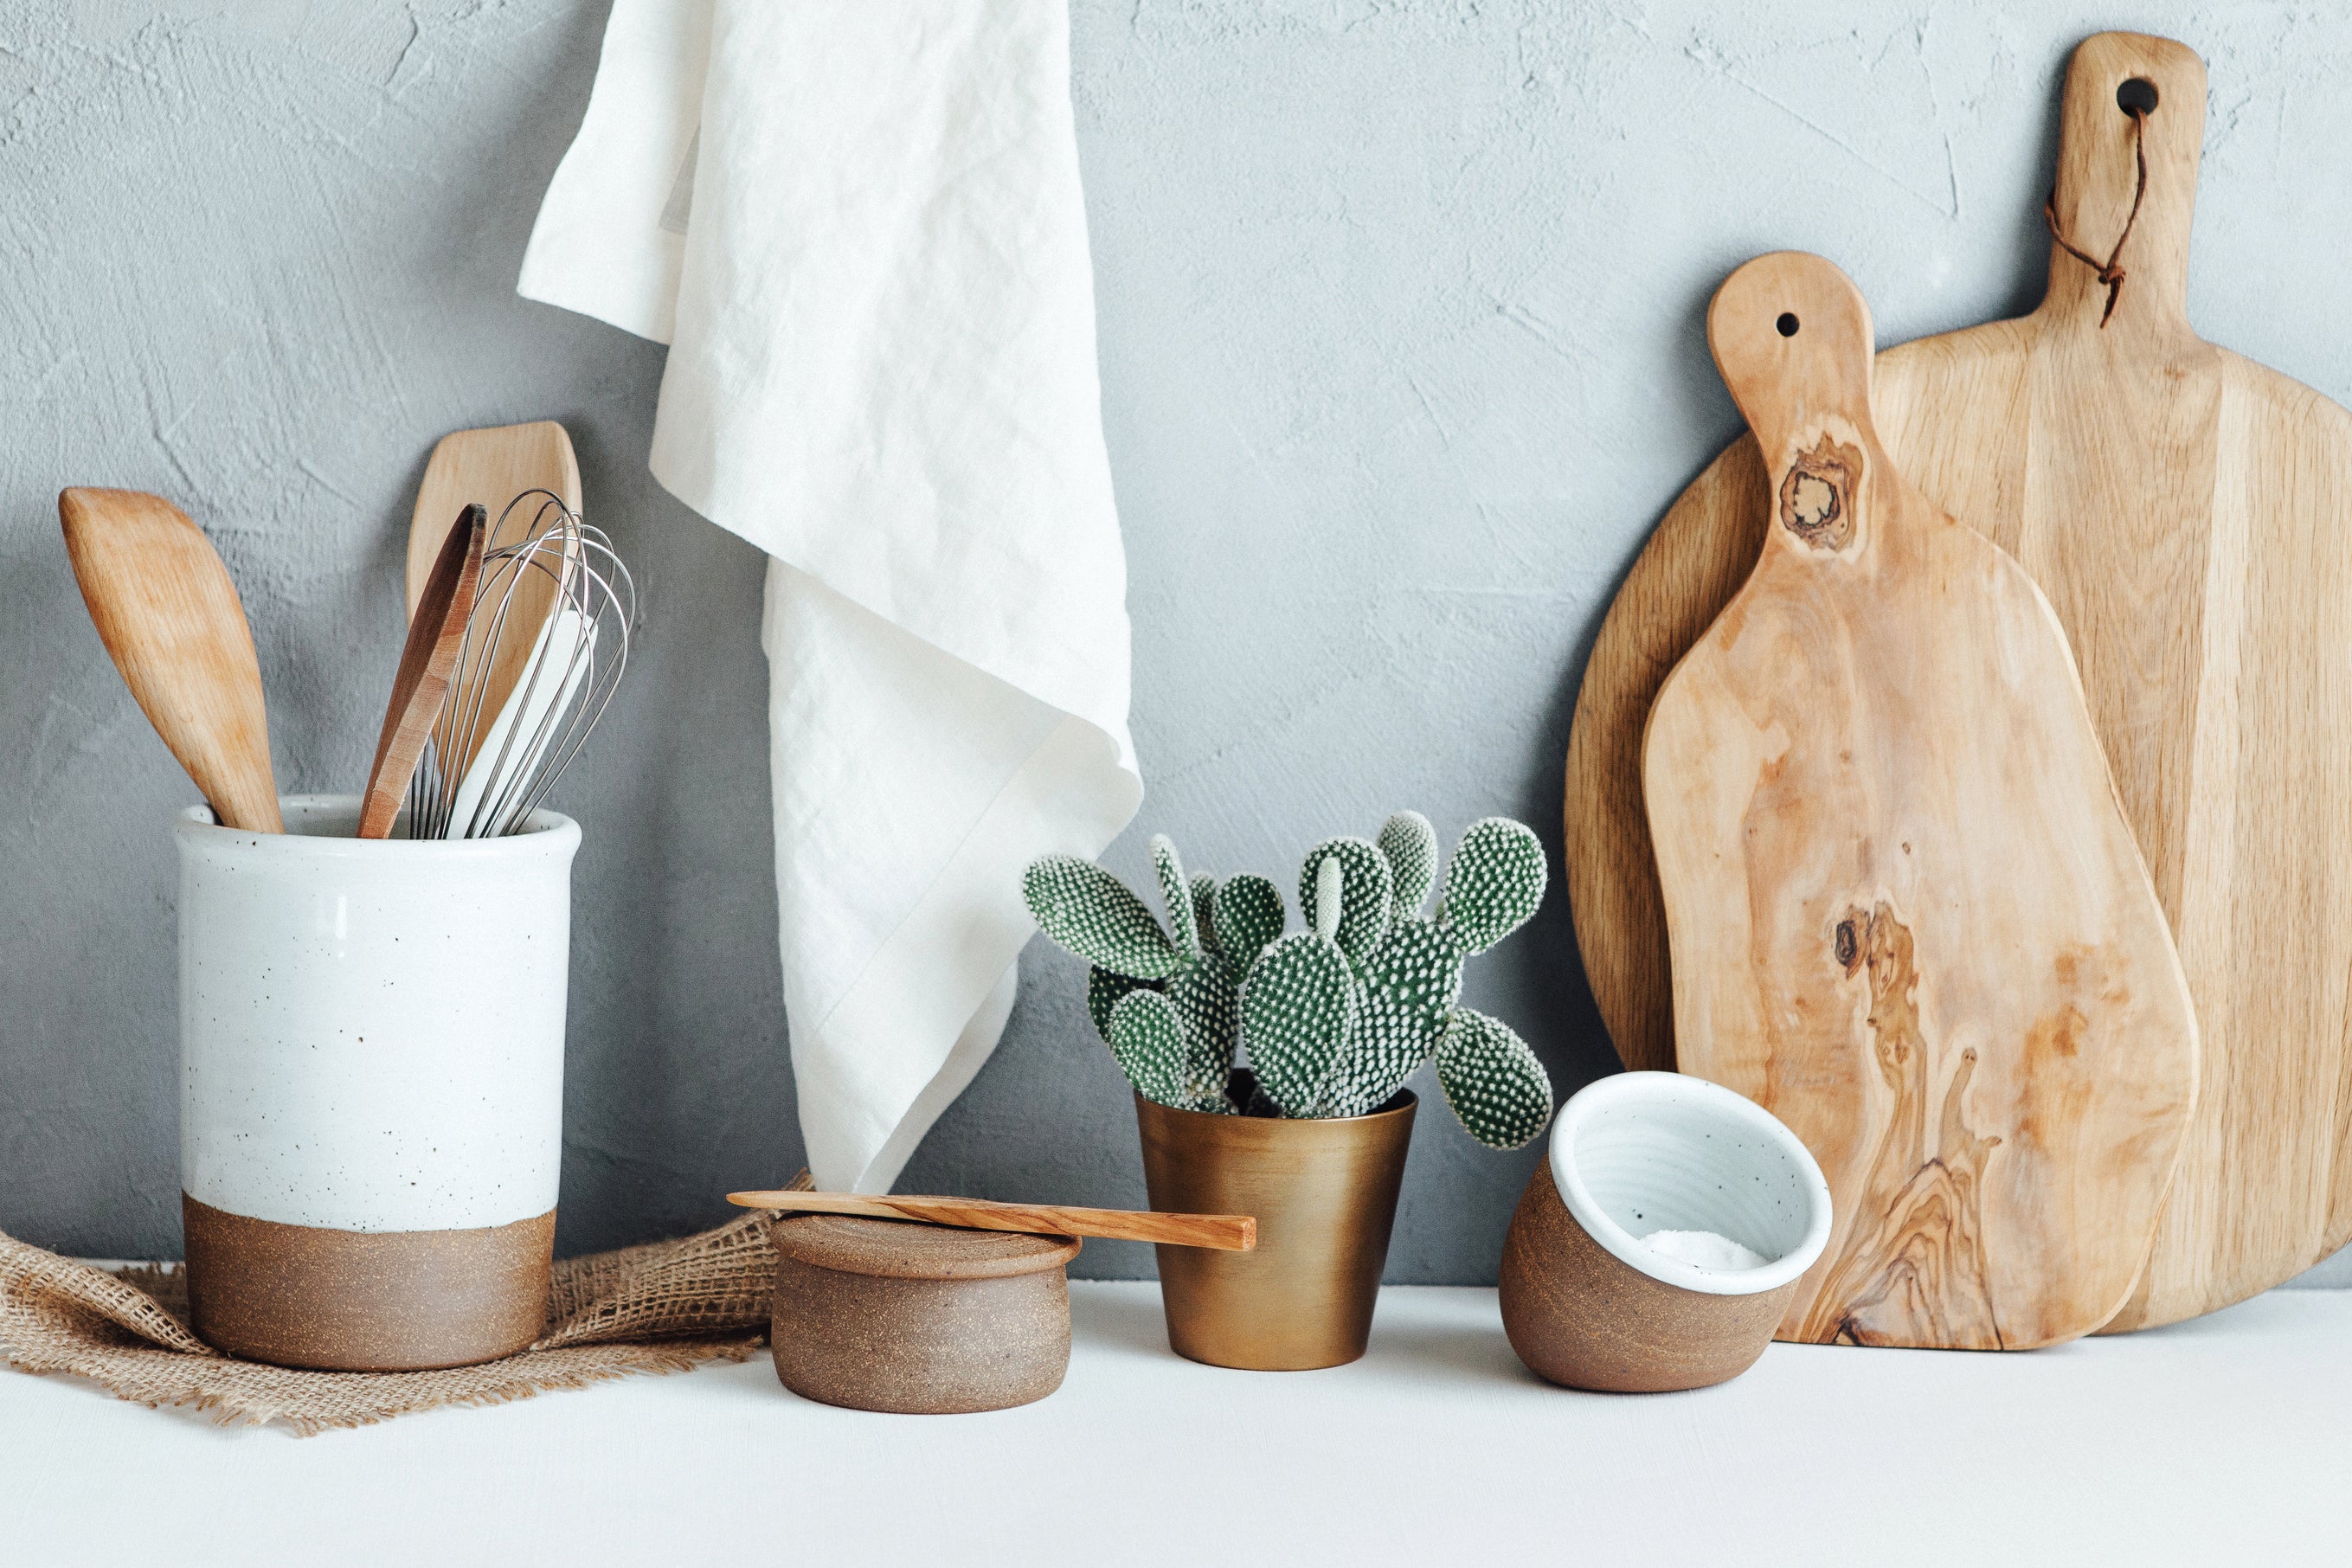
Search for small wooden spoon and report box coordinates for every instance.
[727,1189,1257,1252]
[58,487,283,833]
[357,505,485,839]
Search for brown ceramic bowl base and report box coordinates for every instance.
[1498,1167,1796,1392]
[183,1193,555,1372]
[768,1214,1080,1414]
[1135,1074,1415,1372]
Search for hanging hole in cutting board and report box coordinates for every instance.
[1776,312,1799,337]
[2117,77,2159,115]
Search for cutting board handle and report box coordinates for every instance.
[1706,252,1884,558]
[2043,33,2205,332]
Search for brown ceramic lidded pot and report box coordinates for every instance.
[768,1213,1081,1414]
[1500,1071,1832,1392]
[1135,1070,1416,1372]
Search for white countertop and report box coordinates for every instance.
[3,1282,2344,1565]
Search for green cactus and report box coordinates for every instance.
[1021,813,1554,1148]
[1023,832,1252,1115]
[1239,813,1554,1147]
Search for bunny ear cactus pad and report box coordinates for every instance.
[1107,989,1212,1111]
[1024,855,1184,980]
[1087,966,1150,1038]
[1242,931,1358,1115]
[1378,810,1439,916]
[1212,875,1285,974]
[1440,818,1547,953]
[1300,838,1393,963]
[1150,835,1204,961]
[1433,1008,1552,1149]
[1166,953,1239,1089]
[1325,918,1466,1118]
[1189,873,1218,954]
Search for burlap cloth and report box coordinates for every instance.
[0,1210,784,1436]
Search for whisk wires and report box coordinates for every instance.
[402,490,634,839]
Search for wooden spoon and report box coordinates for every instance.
[727,1189,1258,1252]
[58,487,282,833]
[407,421,581,782]
[358,505,486,839]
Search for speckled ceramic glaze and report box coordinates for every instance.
[176,794,578,1369]
[1501,1071,1832,1391]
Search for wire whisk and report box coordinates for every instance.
[402,490,634,839]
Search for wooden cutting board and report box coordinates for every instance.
[1644,251,2200,1350]
[1565,31,2352,1331]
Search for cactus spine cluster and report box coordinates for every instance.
[1021,812,1554,1150]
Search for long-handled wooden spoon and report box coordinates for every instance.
[58,487,283,833]
[727,1189,1257,1252]
[358,505,486,839]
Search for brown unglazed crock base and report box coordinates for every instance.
[183,1193,555,1372]
[1498,1166,1796,1393]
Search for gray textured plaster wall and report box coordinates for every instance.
[3,0,2347,1288]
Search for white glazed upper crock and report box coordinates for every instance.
[1549,1070,1833,1297]
[177,794,579,1234]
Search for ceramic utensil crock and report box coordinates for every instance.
[177,794,578,1371]
[1135,1071,1416,1371]
[768,1214,1081,1413]
[1501,1071,1831,1392]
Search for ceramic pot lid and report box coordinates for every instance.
[769,1213,1080,1280]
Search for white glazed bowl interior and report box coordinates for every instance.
[1550,1071,1833,1297]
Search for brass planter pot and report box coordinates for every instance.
[1134,1072,1416,1371]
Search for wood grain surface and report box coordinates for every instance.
[405,421,582,781]
[727,1189,1257,1252]
[57,487,282,834]
[357,505,485,839]
[1565,32,2352,1331]
[1642,250,2199,1350]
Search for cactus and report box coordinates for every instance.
[1242,813,1554,1147]
[1024,834,1252,1114]
[1021,813,1555,1148]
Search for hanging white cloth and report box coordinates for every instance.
[518,0,1140,1191]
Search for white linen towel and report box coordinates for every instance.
[518,0,1141,1192]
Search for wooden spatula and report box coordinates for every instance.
[58,487,282,834]
[407,421,581,783]
[1642,253,2199,1351]
[727,1189,1257,1251]
[357,505,486,839]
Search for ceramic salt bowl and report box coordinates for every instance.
[1500,1071,1832,1392]
[176,794,577,1371]
[768,1213,1081,1414]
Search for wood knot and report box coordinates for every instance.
[1777,434,1863,550]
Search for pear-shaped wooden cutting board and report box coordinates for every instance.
[1644,251,2199,1350]
[1568,31,2352,1331]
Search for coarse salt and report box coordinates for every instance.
[1640,1228,1770,1270]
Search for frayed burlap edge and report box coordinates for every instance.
[0,1198,793,1436]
